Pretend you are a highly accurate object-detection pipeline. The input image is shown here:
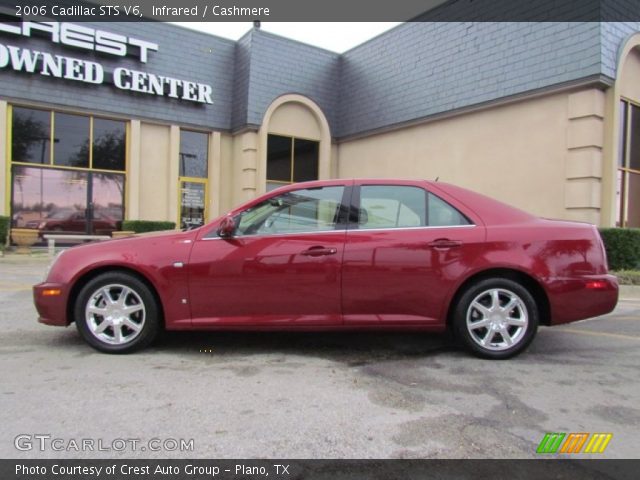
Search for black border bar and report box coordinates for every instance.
[2,459,640,480]
[1,0,640,22]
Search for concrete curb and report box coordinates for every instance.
[0,252,50,264]
[619,285,640,300]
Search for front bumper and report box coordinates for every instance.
[33,283,69,326]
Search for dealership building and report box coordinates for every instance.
[1,20,639,234]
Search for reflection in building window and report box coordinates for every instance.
[618,100,640,227]
[9,106,127,237]
[179,130,208,178]
[11,166,124,235]
[11,107,126,172]
[92,173,125,230]
[11,107,51,164]
[266,134,319,191]
[93,119,126,171]
[12,167,86,231]
[54,112,90,168]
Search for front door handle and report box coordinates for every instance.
[427,238,462,249]
[300,246,338,257]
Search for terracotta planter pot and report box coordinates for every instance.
[11,228,40,254]
[111,230,135,239]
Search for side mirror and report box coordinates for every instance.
[217,216,236,238]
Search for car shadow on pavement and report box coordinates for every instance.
[149,330,461,365]
[35,324,461,363]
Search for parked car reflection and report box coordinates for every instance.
[25,209,119,236]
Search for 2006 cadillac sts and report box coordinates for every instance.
[34,179,618,359]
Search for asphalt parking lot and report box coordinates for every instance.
[1,253,639,459]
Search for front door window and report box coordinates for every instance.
[236,186,346,236]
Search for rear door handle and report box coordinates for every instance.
[427,238,462,249]
[300,246,338,256]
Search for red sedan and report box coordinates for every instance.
[33,179,618,359]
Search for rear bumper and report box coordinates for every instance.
[33,283,69,326]
[547,274,618,325]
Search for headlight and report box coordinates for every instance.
[38,222,47,229]
[43,249,65,282]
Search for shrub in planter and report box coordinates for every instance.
[0,215,9,251]
[121,220,176,234]
[598,228,640,271]
[613,270,640,286]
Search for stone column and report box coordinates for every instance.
[126,120,141,220]
[168,125,180,224]
[0,100,7,216]
[240,131,259,201]
[565,90,605,224]
[208,131,222,219]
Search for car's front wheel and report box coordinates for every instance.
[74,272,160,353]
[453,278,538,359]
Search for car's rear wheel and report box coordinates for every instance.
[74,272,159,353]
[453,278,538,359]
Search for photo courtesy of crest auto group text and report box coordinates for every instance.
[0,1,639,479]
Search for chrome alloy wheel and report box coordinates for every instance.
[85,284,146,346]
[465,288,528,351]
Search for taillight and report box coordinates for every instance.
[585,280,608,290]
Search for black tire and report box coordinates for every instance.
[74,271,160,353]
[452,278,538,360]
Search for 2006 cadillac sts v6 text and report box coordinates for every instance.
[34,179,618,359]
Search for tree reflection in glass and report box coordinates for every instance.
[11,107,51,164]
[92,119,126,171]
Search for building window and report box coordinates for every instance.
[618,100,640,227]
[54,112,90,168]
[93,118,126,171]
[178,130,209,230]
[9,106,126,237]
[11,107,126,171]
[11,167,125,235]
[266,134,319,191]
[179,130,208,178]
[11,107,52,164]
